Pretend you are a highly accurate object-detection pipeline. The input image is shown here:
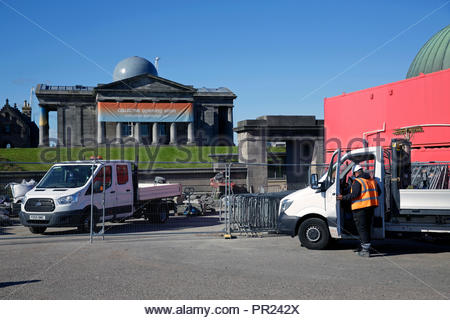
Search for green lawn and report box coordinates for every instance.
[0,145,238,171]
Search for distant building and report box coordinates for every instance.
[35,56,236,147]
[0,99,39,148]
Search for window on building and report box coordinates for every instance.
[5,125,11,133]
[116,165,129,185]
[121,123,132,136]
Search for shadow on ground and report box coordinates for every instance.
[0,280,41,288]
[43,215,222,236]
[327,238,450,257]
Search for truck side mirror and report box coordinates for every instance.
[310,174,319,189]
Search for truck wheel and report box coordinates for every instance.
[78,212,99,233]
[156,205,169,223]
[29,226,47,234]
[298,218,330,250]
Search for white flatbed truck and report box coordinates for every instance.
[278,139,450,249]
[19,160,182,234]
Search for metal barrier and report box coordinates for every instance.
[411,163,449,189]
[228,191,293,235]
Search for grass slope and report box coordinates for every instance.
[0,146,238,171]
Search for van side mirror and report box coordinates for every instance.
[310,174,319,189]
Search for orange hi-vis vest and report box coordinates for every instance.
[351,177,379,210]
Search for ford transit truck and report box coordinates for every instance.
[19,160,181,234]
[278,139,450,249]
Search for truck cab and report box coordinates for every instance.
[20,160,134,234]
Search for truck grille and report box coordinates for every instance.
[25,198,55,212]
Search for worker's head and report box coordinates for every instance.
[352,164,363,177]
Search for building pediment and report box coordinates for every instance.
[96,74,196,93]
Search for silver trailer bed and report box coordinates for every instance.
[399,189,450,211]
[137,183,182,201]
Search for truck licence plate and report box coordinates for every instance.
[29,215,46,220]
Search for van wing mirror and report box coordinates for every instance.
[310,174,319,189]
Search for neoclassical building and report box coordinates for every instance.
[35,56,236,147]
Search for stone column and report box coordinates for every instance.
[238,131,267,193]
[116,122,122,143]
[57,106,65,147]
[170,122,177,145]
[187,122,195,145]
[38,105,49,147]
[227,106,234,145]
[134,122,141,144]
[152,122,159,145]
[97,120,105,144]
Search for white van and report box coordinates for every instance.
[20,160,181,234]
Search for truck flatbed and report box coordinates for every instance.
[399,189,450,215]
[137,183,182,201]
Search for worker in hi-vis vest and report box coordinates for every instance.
[337,164,381,257]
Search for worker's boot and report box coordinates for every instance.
[357,243,371,257]
[357,249,370,257]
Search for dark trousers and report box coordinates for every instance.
[352,207,374,244]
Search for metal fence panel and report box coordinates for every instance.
[229,191,293,235]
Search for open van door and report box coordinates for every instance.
[325,149,342,238]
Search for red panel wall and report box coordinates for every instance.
[324,68,450,162]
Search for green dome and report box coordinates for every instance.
[406,24,450,78]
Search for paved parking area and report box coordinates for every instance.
[0,216,449,299]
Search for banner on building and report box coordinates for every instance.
[97,102,193,122]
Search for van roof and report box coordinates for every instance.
[53,160,133,165]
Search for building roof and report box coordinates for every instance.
[406,24,450,78]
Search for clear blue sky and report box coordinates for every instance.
[0,0,449,139]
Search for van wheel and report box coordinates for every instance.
[78,211,99,233]
[298,218,330,250]
[29,226,47,234]
[156,205,169,223]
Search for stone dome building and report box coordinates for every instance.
[35,56,236,147]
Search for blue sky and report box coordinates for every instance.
[0,0,449,139]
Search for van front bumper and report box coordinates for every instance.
[278,212,300,237]
[19,210,84,228]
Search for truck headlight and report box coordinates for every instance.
[57,193,79,205]
[280,199,293,213]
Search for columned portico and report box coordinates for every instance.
[35,72,236,147]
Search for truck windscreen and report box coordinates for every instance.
[37,165,97,188]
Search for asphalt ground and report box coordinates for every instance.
[0,215,449,300]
